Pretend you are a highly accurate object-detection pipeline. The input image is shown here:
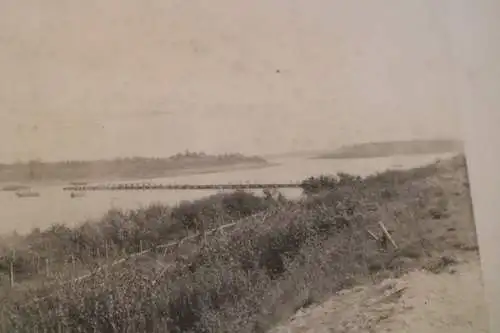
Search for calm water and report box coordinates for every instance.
[0,153,454,234]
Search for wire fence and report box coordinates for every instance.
[16,209,276,307]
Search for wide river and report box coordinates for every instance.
[0,153,455,234]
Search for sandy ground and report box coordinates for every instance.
[270,253,489,333]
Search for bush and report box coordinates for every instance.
[300,173,363,195]
[1,191,278,285]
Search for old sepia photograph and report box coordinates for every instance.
[0,1,491,332]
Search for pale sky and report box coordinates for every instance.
[0,0,464,162]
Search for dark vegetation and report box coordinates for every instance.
[316,139,463,159]
[0,155,477,333]
[0,152,267,184]
[0,191,277,284]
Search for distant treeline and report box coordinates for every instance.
[316,139,463,159]
[0,152,267,183]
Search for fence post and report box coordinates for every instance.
[200,219,207,247]
[45,258,50,277]
[31,254,36,274]
[105,241,109,259]
[9,249,15,288]
[71,255,76,277]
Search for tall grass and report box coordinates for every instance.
[0,191,277,285]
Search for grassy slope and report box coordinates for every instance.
[316,139,463,159]
[0,191,279,287]
[0,154,478,333]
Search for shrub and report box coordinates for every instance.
[0,191,278,285]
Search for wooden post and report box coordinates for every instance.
[9,249,15,288]
[200,219,206,247]
[31,254,36,274]
[71,255,76,277]
[366,229,379,241]
[139,240,143,253]
[45,258,50,277]
[0,305,5,333]
[378,221,398,249]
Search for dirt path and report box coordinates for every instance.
[270,254,489,333]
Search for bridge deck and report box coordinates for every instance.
[63,183,303,191]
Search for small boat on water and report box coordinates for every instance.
[69,181,88,186]
[15,190,40,198]
[2,184,31,192]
